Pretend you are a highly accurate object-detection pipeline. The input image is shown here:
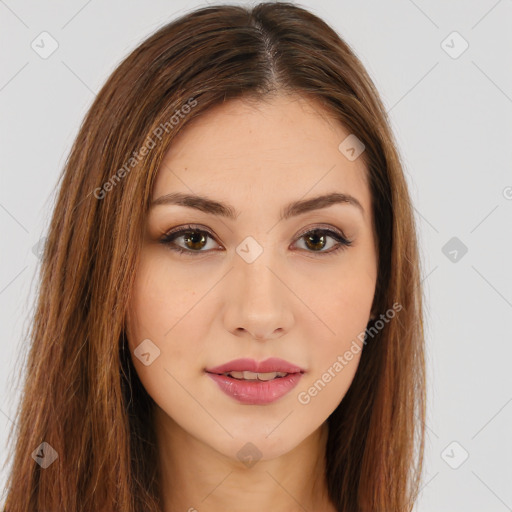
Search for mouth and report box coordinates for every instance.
[210,370,293,381]
[205,357,306,380]
[204,357,305,404]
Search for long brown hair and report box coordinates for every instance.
[2,3,426,511]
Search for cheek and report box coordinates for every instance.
[125,258,209,425]
[127,250,203,339]
[296,292,367,412]
[295,253,376,339]
[336,242,377,322]
[125,252,209,382]
[293,254,375,406]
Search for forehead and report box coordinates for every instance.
[154,93,370,212]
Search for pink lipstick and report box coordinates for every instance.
[205,357,305,405]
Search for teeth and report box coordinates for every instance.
[223,371,288,381]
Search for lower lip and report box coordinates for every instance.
[205,372,303,405]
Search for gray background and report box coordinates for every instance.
[1,1,511,510]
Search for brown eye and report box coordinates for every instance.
[304,231,327,251]
[295,228,353,255]
[182,230,208,251]
[160,225,219,255]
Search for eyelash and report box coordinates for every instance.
[159,224,353,257]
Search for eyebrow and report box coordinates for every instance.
[150,191,364,220]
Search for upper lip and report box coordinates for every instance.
[205,358,305,375]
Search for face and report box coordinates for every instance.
[126,93,378,462]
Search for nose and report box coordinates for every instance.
[222,247,295,341]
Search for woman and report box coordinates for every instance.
[2,2,426,511]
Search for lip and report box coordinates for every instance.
[205,357,305,375]
[205,358,305,405]
[206,372,303,405]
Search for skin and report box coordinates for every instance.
[126,92,378,512]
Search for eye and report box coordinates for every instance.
[159,224,353,256]
[292,226,353,255]
[159,224,220,255]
